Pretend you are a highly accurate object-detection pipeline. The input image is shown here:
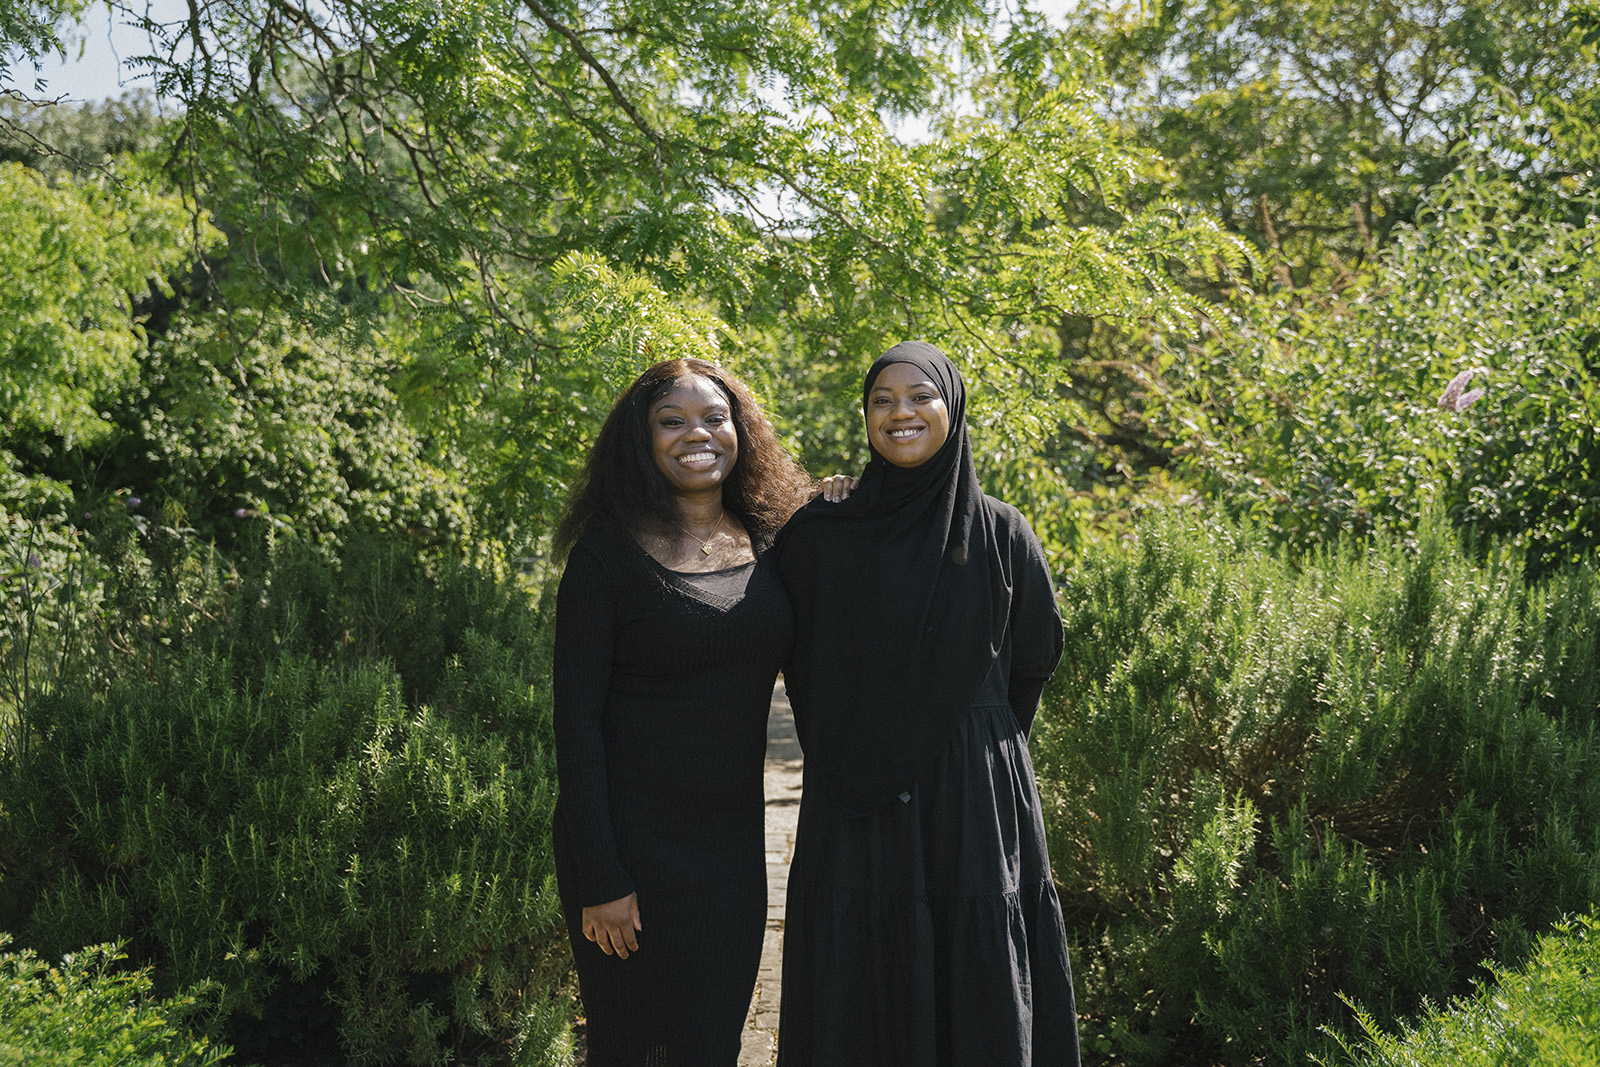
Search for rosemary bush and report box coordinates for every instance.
[0,532,572,1066]
[1034,512,1600,1065]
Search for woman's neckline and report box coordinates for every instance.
[624,519,757,575]
[622,529,757,576]
[645,555,757,578]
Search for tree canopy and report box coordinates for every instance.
[3,0,1252,551]
[1062,0,1600,277]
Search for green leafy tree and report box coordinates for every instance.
[1146,165,1600,571]
[1061,0,1600,281]
[986,0,1600,530]
[0,161,204,508]
[119,304,472,548]
[127,0,997,314]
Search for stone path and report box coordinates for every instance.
[737,679,803,1066]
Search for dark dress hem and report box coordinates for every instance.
[777,702,1081,1067]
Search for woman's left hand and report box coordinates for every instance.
[816,475,859,503]
[582,892,642,958]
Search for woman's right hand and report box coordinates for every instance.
[582,892,642,958]
[816,474,859,503]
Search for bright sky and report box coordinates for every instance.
[6,0,1079,103]
[5,0,185,101]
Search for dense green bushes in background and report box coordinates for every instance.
[0,530,572,1066]
[1034,512,1600,1065]
[1149,169,1600,575]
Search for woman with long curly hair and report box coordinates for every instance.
[550,357,816,1066]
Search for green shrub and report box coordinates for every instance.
[1150,168,1600,576]
[1034,510,1600,1065]
[122,306,472,550]
[0,645,569,1066]
[0,533,573,1066]
[0,934,232,1066]
[1333,912,1600,1067]
[1,508,104,764]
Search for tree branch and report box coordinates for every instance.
[525,0,672,173]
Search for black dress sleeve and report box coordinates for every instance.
[553,541,636,906]
[1005,512,1065,737]
[772,515,820,749]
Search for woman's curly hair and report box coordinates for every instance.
[554,359,814,556]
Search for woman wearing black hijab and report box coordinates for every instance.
[774,341,1080,1066]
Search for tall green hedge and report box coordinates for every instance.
[0,532,573,1066]
[1033,512,1600,1065]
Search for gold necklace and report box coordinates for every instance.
[677,513,724,556]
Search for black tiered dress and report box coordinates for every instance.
[772,342,1081,1067]
[777,650,1079,1066]
[775,512,1080,1067]
[551,525,793,1067]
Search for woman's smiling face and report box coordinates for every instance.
[865,361,950,469]
[649,374,739,495]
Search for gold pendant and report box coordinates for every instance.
[701,543,713,555]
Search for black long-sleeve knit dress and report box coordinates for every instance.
[552,524,792,1066]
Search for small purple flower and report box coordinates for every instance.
[83,511,93,520]
[235,508,249,518]
[26,554,41,569]
[126,497,141,507]
[1438,369,1487,412]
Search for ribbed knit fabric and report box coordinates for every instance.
[552,525,792,1066]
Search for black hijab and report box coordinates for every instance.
[775,341,1012,813]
